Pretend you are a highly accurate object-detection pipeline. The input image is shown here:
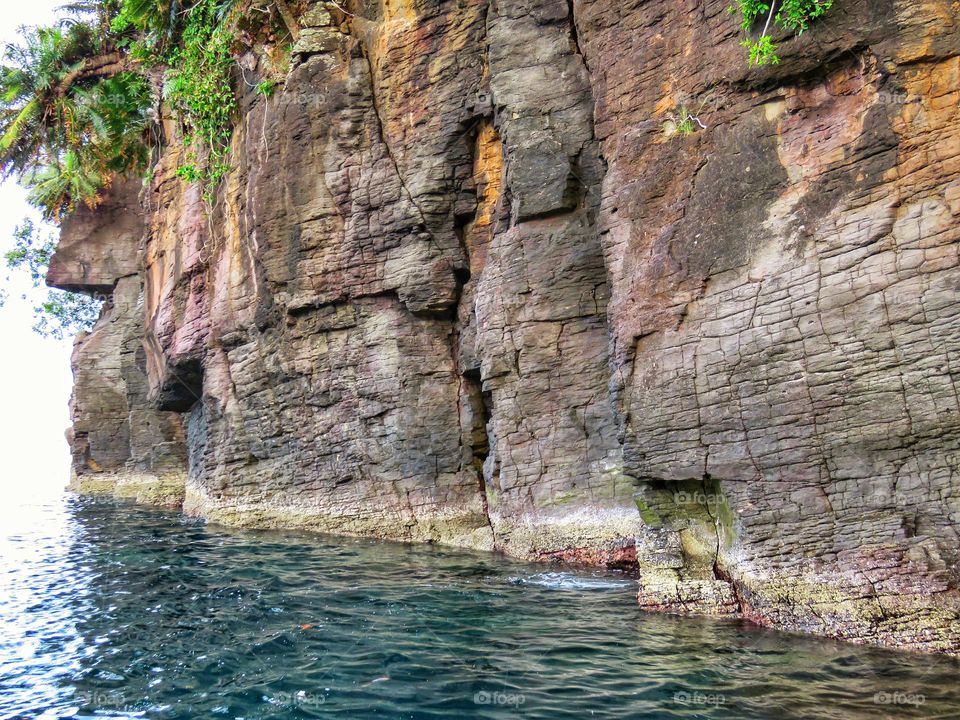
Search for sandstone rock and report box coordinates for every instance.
[577,0,960,653]
[46,177,143,293]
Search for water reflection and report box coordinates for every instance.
[0,495,957,719]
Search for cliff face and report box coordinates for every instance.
[51,0,960,654]
[51,178,187,505]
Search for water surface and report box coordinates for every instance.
[1,495,957,719]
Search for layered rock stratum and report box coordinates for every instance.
[50,0,960,654]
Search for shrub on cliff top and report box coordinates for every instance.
[1,0,300,338]
[164,0,239,197]
[731,0,834,65]
[1,1,838,220]
[0,0,297,219]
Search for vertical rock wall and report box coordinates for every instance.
[576,0,960,652]
[50,179,187,505]
[53,0,960,653]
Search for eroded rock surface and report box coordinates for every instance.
[53,0,960,653]
[577,0,960,653]
[50,180,187,505]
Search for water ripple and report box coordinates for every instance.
[1,496,958,719]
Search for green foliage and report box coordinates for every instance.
[110,0,244,200]
[4,220,54,285]
[111,0,185,37]
[76,72,152,171]
[0,0,307,220]
[175,163,203,183]
[0,0,249,217]
[0,21,151,220]
[111,1,237,63]
[0,24,100,174]
[2,219,102,338]
[31,292,103,339]
[662,94,714,140]
[164,0,239,200]
[675,113,696,136]
[744,34,780,66]
[663,106,699,140]
[0,0,293,338]
[255,78,277,97]
[730,0,834,65]
[24,150,107,217]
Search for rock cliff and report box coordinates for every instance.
[50,0,960,654]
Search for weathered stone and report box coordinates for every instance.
[577,0,960,653]
[52,0,960,655]
[46,176,144,293]
[300,4,335,28]
[51,182,187,505]
[68,283,188,507]
[292,27,342,55]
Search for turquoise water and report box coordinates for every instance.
[1,495,958,719]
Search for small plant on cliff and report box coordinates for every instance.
[255,78,277,97]
[730,0,834,65]
[662,104,707,140]
[116,0,295,201]
[2,219,102,338]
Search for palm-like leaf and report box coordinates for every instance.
[120,0,181,35]
[25,148,107,220]
[0,98,40,154]
[0,15,150,217]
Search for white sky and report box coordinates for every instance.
[0,1,84,500]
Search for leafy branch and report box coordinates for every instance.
[730,0,834,65]
[0,0,301,219]
[2,219,103,339]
